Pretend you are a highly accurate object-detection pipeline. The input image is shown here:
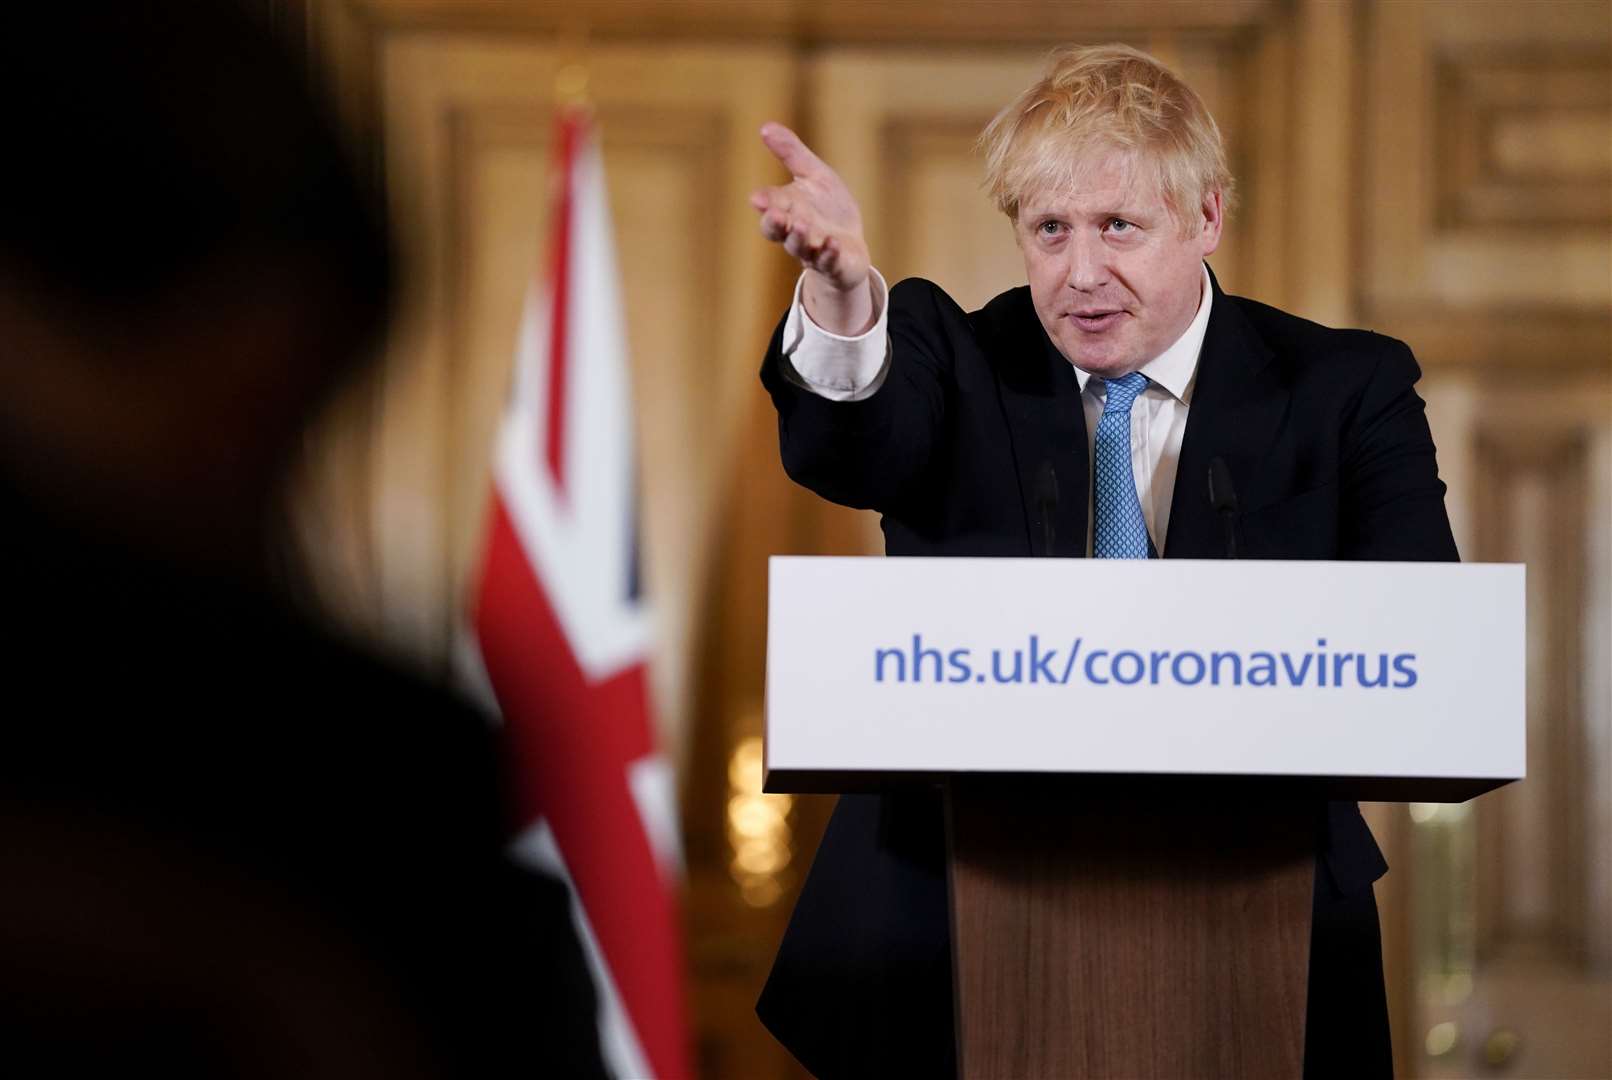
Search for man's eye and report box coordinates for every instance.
[1107,218,1134,233]
[1039,220,1063,236]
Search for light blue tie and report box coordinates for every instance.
[1093,372,1154,559]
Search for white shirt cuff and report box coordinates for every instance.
[777,267,891,402]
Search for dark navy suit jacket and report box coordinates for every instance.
[755,268,1457,1078]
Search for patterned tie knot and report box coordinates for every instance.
[1101,371,1149,415]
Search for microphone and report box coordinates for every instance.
[1207,456,1240,559]
[1034,460,1059,557]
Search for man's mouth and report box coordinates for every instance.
[1068,310,1123,332]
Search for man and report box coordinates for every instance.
[749,44,1456,1078]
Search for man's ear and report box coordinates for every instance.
[1199,189,1224,257]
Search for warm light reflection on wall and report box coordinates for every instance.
[727,735,793,907]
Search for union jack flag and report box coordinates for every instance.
[467,105,690,1080]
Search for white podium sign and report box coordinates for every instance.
[764,557,1524,800]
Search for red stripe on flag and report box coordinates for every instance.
[474,495,690,1080]
[543,110,584,496]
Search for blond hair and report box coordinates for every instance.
[979,44,1234,234]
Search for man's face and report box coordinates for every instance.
[1015,151,1222,378]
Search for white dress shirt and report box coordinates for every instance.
[778,265,1214,555]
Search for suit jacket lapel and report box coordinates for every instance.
[1164,266,1287,559]
[982,289,1088,557]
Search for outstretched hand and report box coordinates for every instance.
[751,123,874,334]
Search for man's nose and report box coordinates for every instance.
[1064,229,1108,291]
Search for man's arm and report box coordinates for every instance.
[750,123,876,336]
[776,267,892,402]
[1339,339,1459,562]
[752,124,952,512]
[760,278,960,512]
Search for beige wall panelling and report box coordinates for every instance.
[1359,4,1612,1074]
[316,0,1280,47]
[1363,3,1612,1073]
[340,25,793,764]
[1363,0,1612,339]
[1375,376,1612,1079]
[1282,0,1359,326]
[1216,0,1361,326]
[1423,380,1612,1080]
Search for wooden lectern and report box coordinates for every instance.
[947,783,1316,1078]
[765,556,1525,1079]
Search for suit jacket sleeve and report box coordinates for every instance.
[1326,334,1457,896]
[760,279,963,513]
[1338,338,1459,561]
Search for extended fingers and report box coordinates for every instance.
[759,121,827,181]
[781,228,810,261]
[783,224,832,265]
[753,180,837,267]
[760,210,818,256]
[755,188,817,244]
[759,207,790,242]
[753,183,791,242]
[752,184,793,214]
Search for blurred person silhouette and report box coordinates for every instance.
[0,3,606,1076]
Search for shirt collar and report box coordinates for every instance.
[1071,262,1212,405]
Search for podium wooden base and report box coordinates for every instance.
[946,784,1316,1079]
